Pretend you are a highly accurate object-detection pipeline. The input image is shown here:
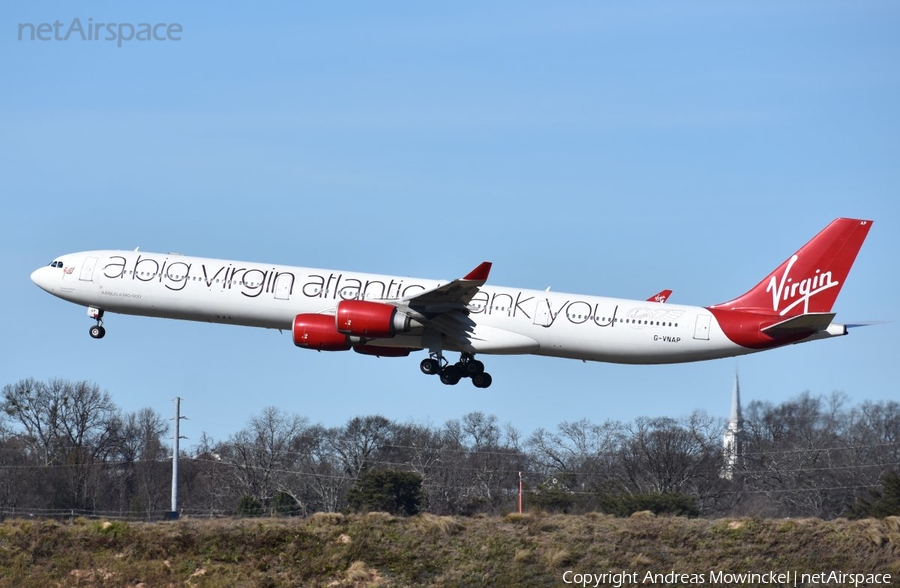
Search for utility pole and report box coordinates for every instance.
[518,471,523,514]
[169,397,187,520]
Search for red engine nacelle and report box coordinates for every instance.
[336,300,412,338]
[292,314,351,351]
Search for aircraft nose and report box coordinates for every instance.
[31,266,51,292]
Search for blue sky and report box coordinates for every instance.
[2,2,898,446]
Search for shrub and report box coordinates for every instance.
[597,492,699,517]
[347,470,423,516]
[272,491,302,517]
[847,471,900,519]
[238,495,263,517]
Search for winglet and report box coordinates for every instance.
[464,261,492,282]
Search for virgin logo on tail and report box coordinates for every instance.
[766,255,840,316]
[708,218,872,318]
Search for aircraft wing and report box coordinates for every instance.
[400,261,492,315]
[376,262,491,350]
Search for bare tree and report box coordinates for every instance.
[109,407,170,516]
[216,406,310,510]
[298,424,351,513]
[385,422,448,512]
[617,413,720,496]
[1,378,119,509]
[0,421,31,511]
[2,378,65,466]
[180,432,230,515]
[736,391,885,518]
[328,415,394,480]
[440,412,526,514]
[528,418,626,493]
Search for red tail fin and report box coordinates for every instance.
[648,289,672,303]
[710,218,872,317]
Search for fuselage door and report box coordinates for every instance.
[693,314,711,340]
[79,257,99,282]
[533,299,552,327]
[274,273,293,300]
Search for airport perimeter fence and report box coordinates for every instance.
[0,507,254,522]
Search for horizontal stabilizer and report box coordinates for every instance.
[762,312,835,337]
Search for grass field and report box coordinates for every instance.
[0,512,897,587]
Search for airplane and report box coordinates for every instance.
[30,218,872,389]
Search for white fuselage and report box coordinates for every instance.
[30,249,758,365]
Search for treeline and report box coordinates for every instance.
[1,378,898,520]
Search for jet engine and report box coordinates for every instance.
[292,314,352,351]
[336,300,415,338]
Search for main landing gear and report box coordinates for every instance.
[88,307,106,339]
[420,352,493,388]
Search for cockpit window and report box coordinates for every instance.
[49,261,63,268]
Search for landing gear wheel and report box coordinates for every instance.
[472,372,492,388]
[420,358,441,375]
[463,360,485,377]
[87,307,105,339]
[439,365,462,386]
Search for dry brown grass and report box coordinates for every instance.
[0,514,898,587]
[411,513,464,537]
[503,511,534,523]
[513,548,534,563]
[884,516,900,533]
[541,547,570,568]
[866,524,887,546]
[309,512,346,527]
[630,510,656,519]
[339,560,385,587]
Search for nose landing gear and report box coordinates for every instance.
[88,307,106,339]
[420,352,492,388]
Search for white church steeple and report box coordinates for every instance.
[722,372,745,480]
